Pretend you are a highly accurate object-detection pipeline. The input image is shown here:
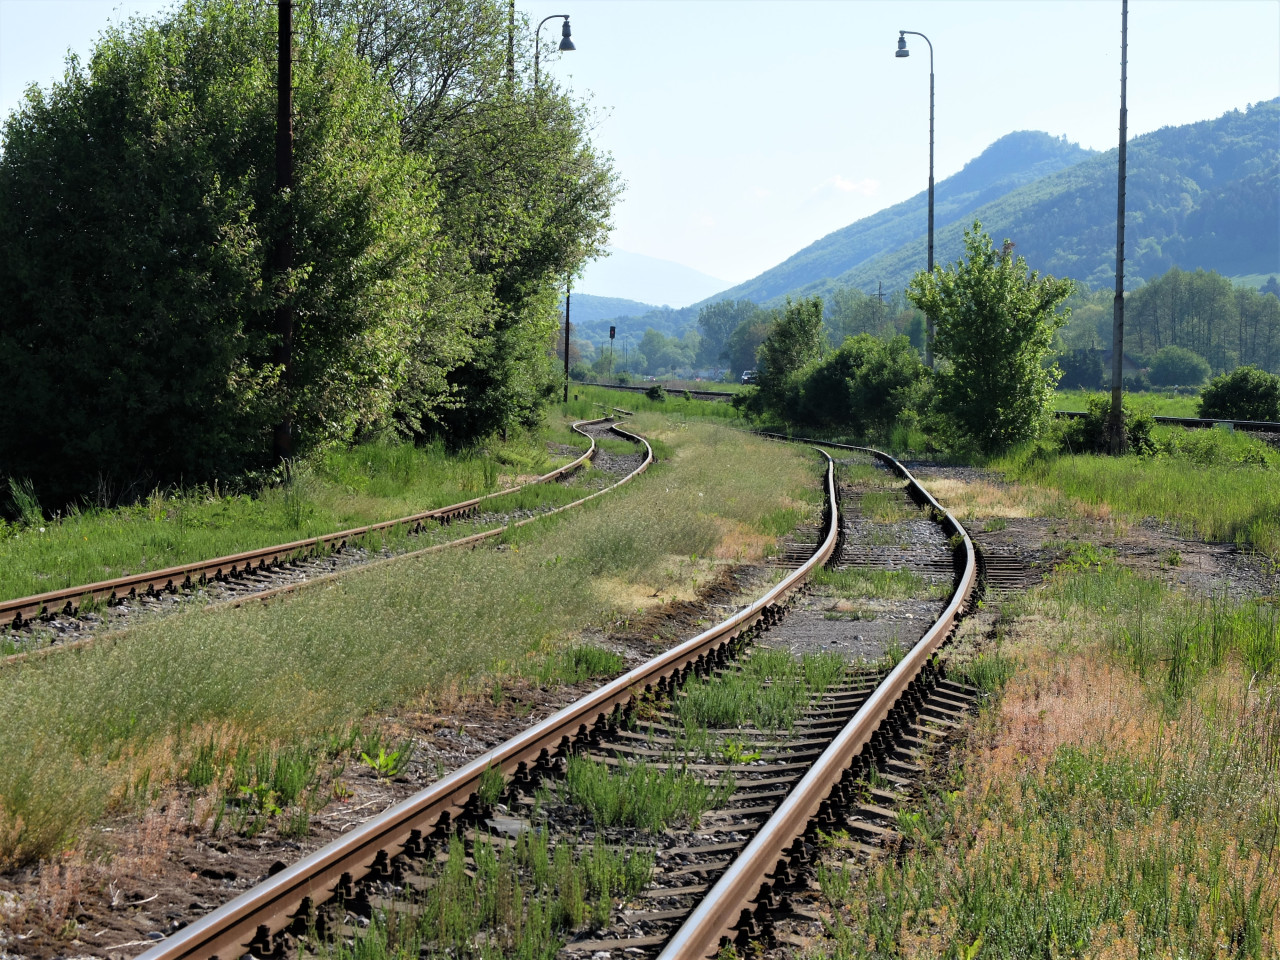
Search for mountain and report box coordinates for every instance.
[577,247,730,308]
[567,294,660,325]
[713,101,1279,306]
[705,131,1097,306]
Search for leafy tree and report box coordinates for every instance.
[318,0,619,442]
[1058,349,1105,389]
[697,299,763,367]
[1198,366,1280,421]
[741,297,825,421]
[907,222,1073,454]
[797,335,928,437]
[721,316,774,375]
[1149,345,1211,387]
[1262,276,1280,299]
[0,0,441,506]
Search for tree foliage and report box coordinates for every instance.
[318,0,618,441]
[0,0,443,504]
[795,335,928,437]
[0,0,618,508]
[1149,345,1211,387]
[1198,366,1280,422]
[908,222,1073,454]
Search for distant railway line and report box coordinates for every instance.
[135,433,983,960]
[1,417,649,654]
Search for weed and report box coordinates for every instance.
[477,764,505,807]
[361,744,412,780]
[562,755,734,831]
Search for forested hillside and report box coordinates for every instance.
[708,131,1096,305]
[790,100,1279,300]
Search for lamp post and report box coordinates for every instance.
[533,14,574,90]
[532,13,575,402]
[896,29,935,368]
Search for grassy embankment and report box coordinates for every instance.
[995,426,1280,557]
[810,432,1280,957]
[0,420,595,603]
[817,549,1280,958]
[0,416,822,872]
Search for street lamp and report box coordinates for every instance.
[534,14,574,89]
[532,14,576,401]
[896,29,935,368]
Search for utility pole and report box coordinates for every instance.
[506,0,515,85]
[273,0,295,463]
[1108,0,1129,454]
[563,281,571,402]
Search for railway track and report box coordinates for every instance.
[132,436,978,960]
[2,418,648,660]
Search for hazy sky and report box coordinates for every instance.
[3,0,1278,285]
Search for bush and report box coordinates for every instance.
[797,334,929,438]
[1149,345,1211,387]
[1198,366,1280,422]
[645,384,667,402]
[1058,395,1155,455]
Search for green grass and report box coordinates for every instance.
[322,830,654,960]
[675,647,848,732]
[0,417,818,866]
[562,755,734,831]
[816,565,1280,959]
[1046,560,1280,704]
[1053,388,1202,417]
[809,566,949,601]
[997,438,1280,556]
[0,428,590,603]
[568,384,744,421]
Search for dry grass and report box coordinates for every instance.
[818,567,1280,958]
[922,475,1112,522]
[0,419,819,868]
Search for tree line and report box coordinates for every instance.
[0,0,617,509]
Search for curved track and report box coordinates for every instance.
[1,420,617,629]
[135,435,976,960]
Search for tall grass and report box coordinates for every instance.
[0,430,587,602]
[1047,559,1280,702]
[0,418,818,865]
[562,756,734,831]
[817,565,1280,959]
[675,647,847,732]
[997,436,1280,556]
[1052,387,1202,417]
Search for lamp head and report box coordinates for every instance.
[559,18,575,51]
[896,34,910,57]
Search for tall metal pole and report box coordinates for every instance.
[563,281,571,402]
[1108,0,1129,454]
[897,30,935,367]
[273,0,295,463]
[507,0,516,85]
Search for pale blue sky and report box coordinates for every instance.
[3,0,1278,284]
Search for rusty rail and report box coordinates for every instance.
[656,433,978,960]
[137,440,837,960]
[1,419,610,627]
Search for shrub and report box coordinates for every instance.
[1198,366,1280,422]
[645,384,667,402]
[1058,394,1154,455]
[796,334,929,438]
[1149,345,1211,387]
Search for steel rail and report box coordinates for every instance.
[0,422,648,669]
[1,419,610,627]
[657,434,977,960]
[137,440,837,960]
[578,380,736,400]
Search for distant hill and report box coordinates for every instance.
[705,130,1097,306]
[717,100,1278,305]
[577,247,730,308]
[567,294,659,325]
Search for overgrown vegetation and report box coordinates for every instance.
[0,418,817,866]
[0,0,616,510]
[675,647,847,733]
[0,424,589,602]
[817,556,1280,958]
